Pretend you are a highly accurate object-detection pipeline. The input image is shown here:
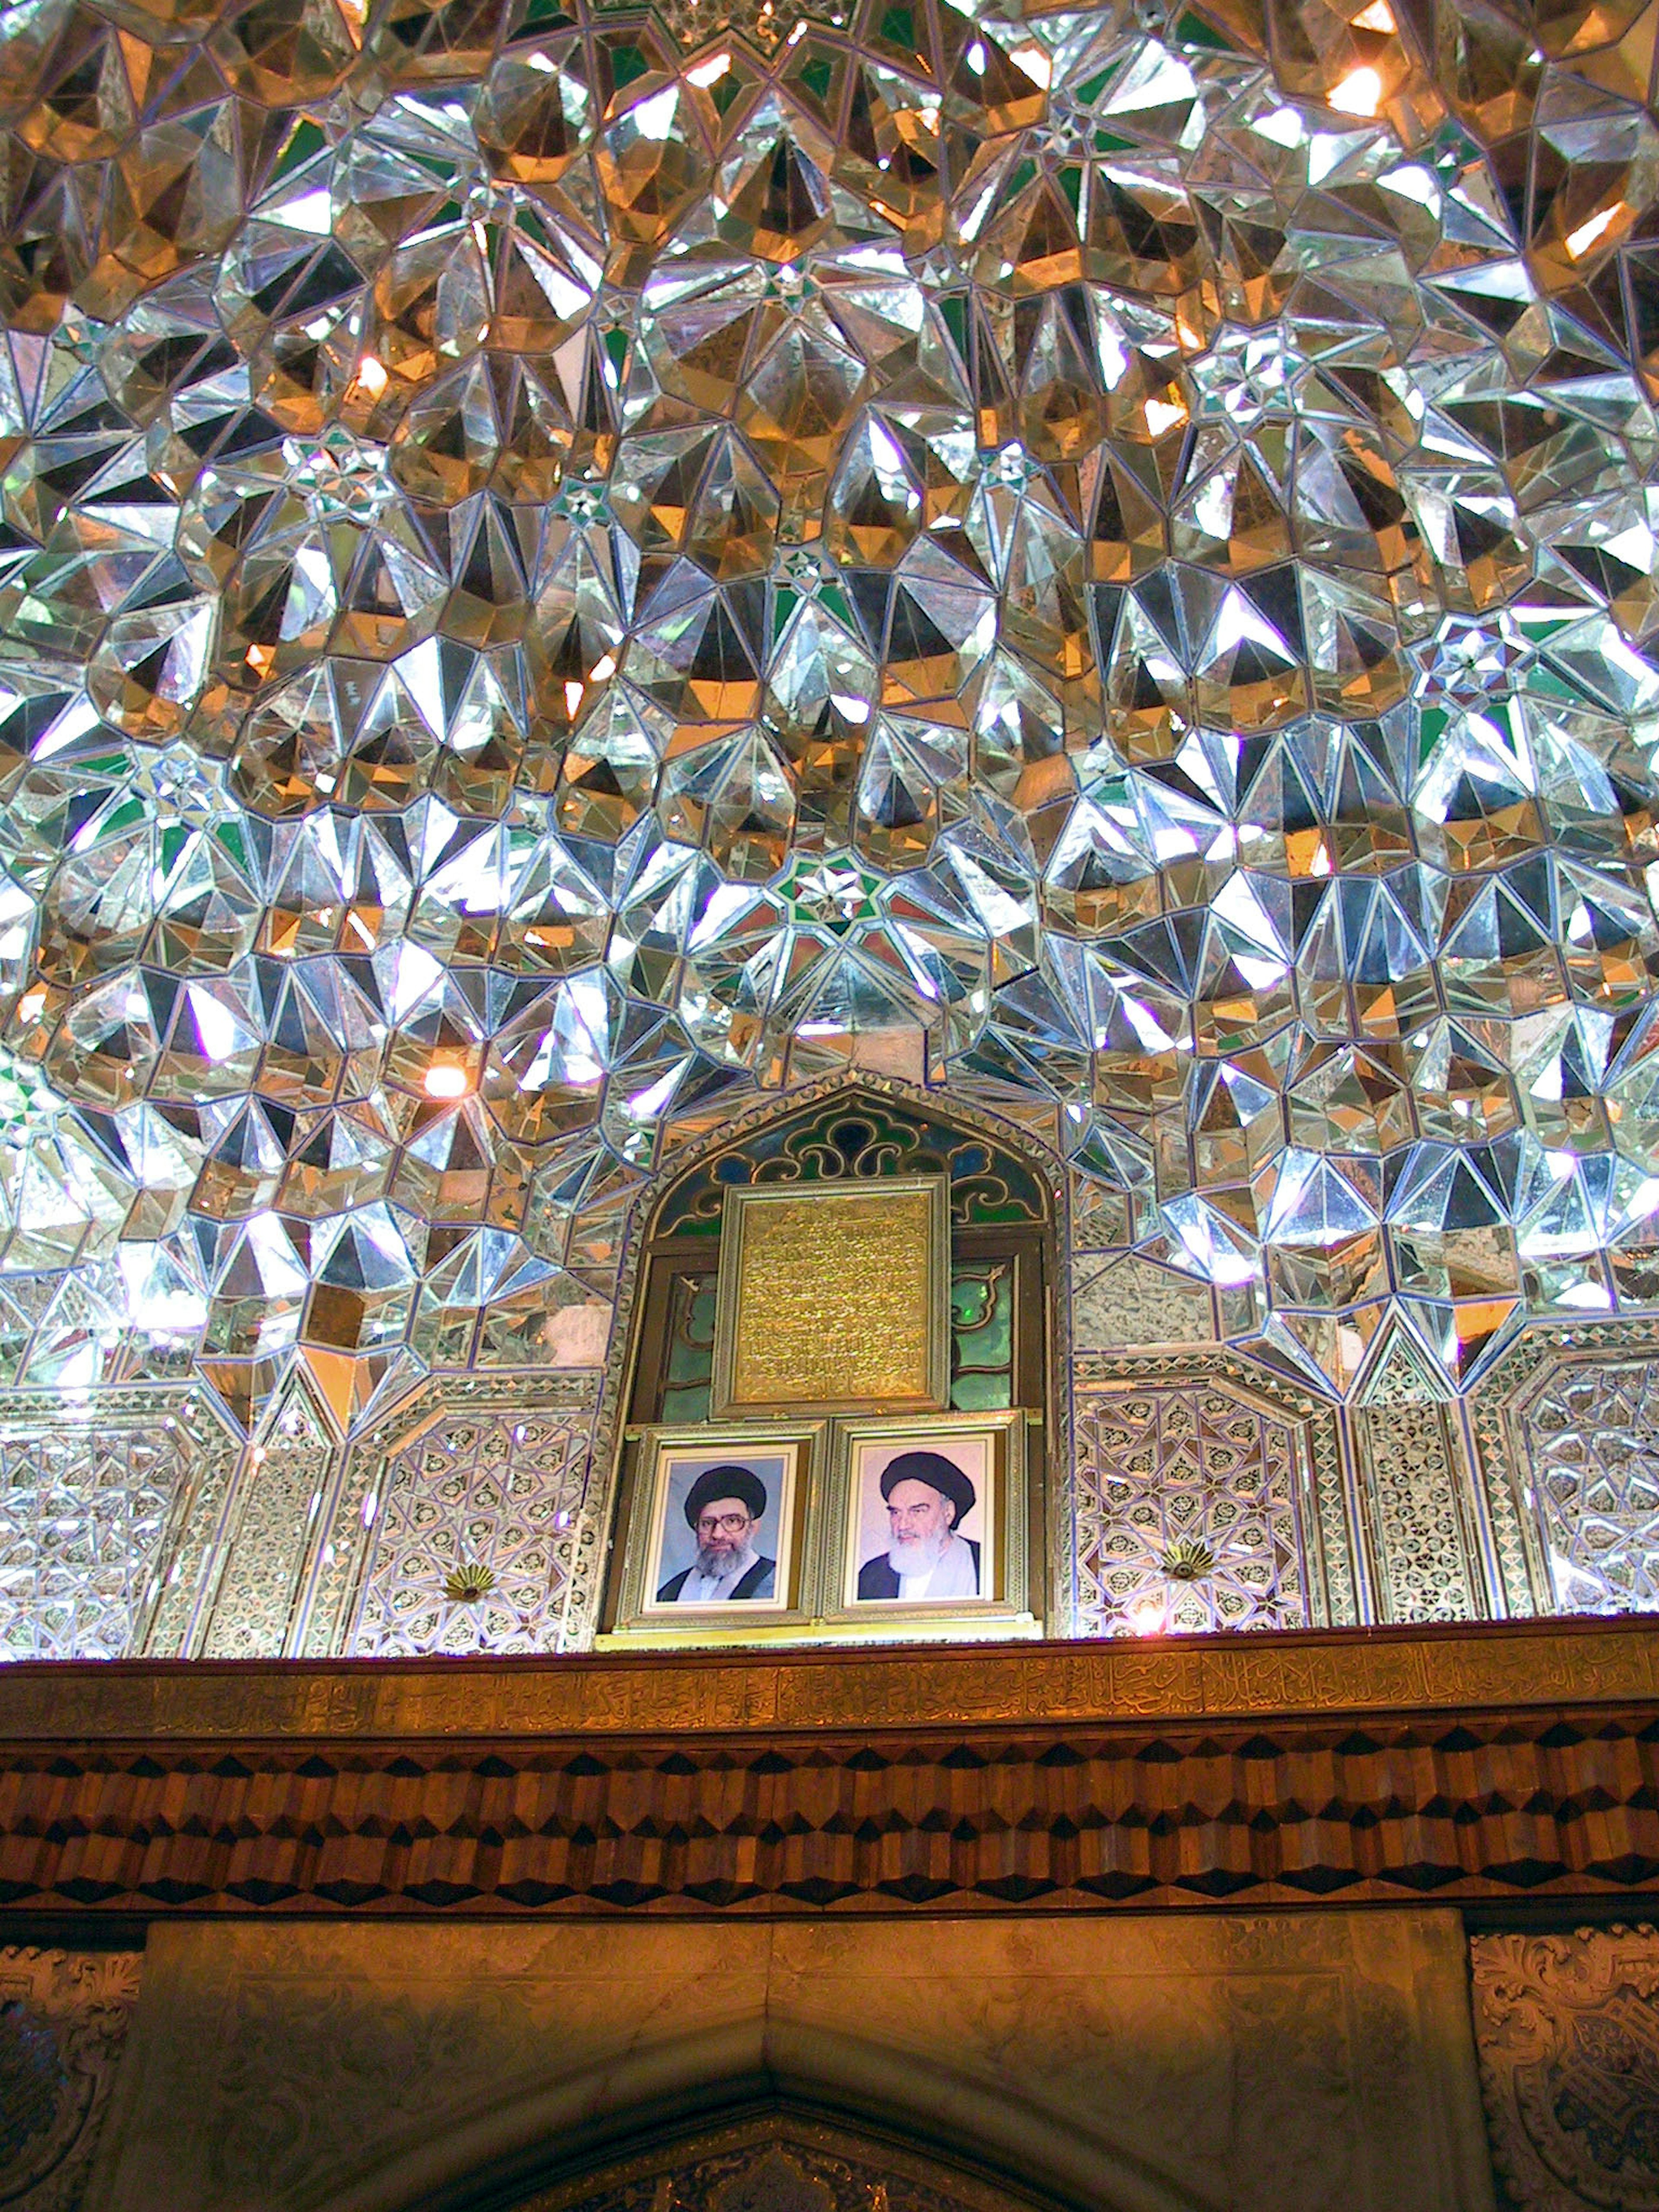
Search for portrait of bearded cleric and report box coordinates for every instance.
[658,1462,776,1605]
[642,1448,798,1616]
[849,1440,993,1608]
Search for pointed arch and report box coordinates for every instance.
[566,1072,1072,1647]
[317,2015,1204,2212]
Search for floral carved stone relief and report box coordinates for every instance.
[514,2113,1050,2212]
[1472,1925,1659,2212]
[0,1948,142,2212]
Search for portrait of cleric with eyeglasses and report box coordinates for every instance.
[656,1462,777,1604]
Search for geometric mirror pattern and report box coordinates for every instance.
[4,0,1659,1655]
[0,1411,184,1656]
[348,1402,591,1654]
[1075,1381,1311,1635]
[3,0,1659,1454]
[1516,1354,1659,1614]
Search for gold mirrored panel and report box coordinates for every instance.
[712,1178,949,1419]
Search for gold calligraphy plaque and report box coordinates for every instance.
[711,1177,949,1417]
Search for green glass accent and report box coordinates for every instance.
[658,1096,1047,1237]
[610,43,650,87]
[950,1259,1012,1412]
[776,853,883,933]
[273,119,326,179]
[1174,9,1239,49]
[951,1372,1012,1413]
[659,1272,716,1424]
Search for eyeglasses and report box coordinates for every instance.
[696,1511,754,1535]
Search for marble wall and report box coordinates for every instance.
[83,1913,1495,2212]
[10,1895,1659,2209]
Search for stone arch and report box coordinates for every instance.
[312,2015,1204,2212]
[567,1070,1076,1646]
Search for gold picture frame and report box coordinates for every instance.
[603,1422,826,1646]
[820,1409,1036,1639]
[710,1176,950,1419]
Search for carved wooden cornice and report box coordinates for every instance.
[1,1619,1656,1917]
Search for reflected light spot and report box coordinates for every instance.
[1565,205,1620,259]
[1330,66,1383,115]
[424,1063,470,1100]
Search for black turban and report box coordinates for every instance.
[879,1449,975,1525]
[683,1463,768,1528]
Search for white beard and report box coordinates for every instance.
[887,1530,948,1578]
[888,1530,979,1599]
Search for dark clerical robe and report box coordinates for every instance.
[657,1555,775,1603]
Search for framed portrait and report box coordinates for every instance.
[823,1409,1033,1634]
[710,1177,950,1419]
[604,1423,825,1644]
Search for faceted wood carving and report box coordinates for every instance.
[0,1628,1654,1919]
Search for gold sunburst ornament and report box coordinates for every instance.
[1161,1538,1217,1583]
[442,1561,498,1604]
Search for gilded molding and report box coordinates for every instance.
[0,1662,1655,1917]
[0,1618,1654,1744]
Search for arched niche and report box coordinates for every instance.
[596,1083,1060,1641]
[500,2110,1069,2212]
